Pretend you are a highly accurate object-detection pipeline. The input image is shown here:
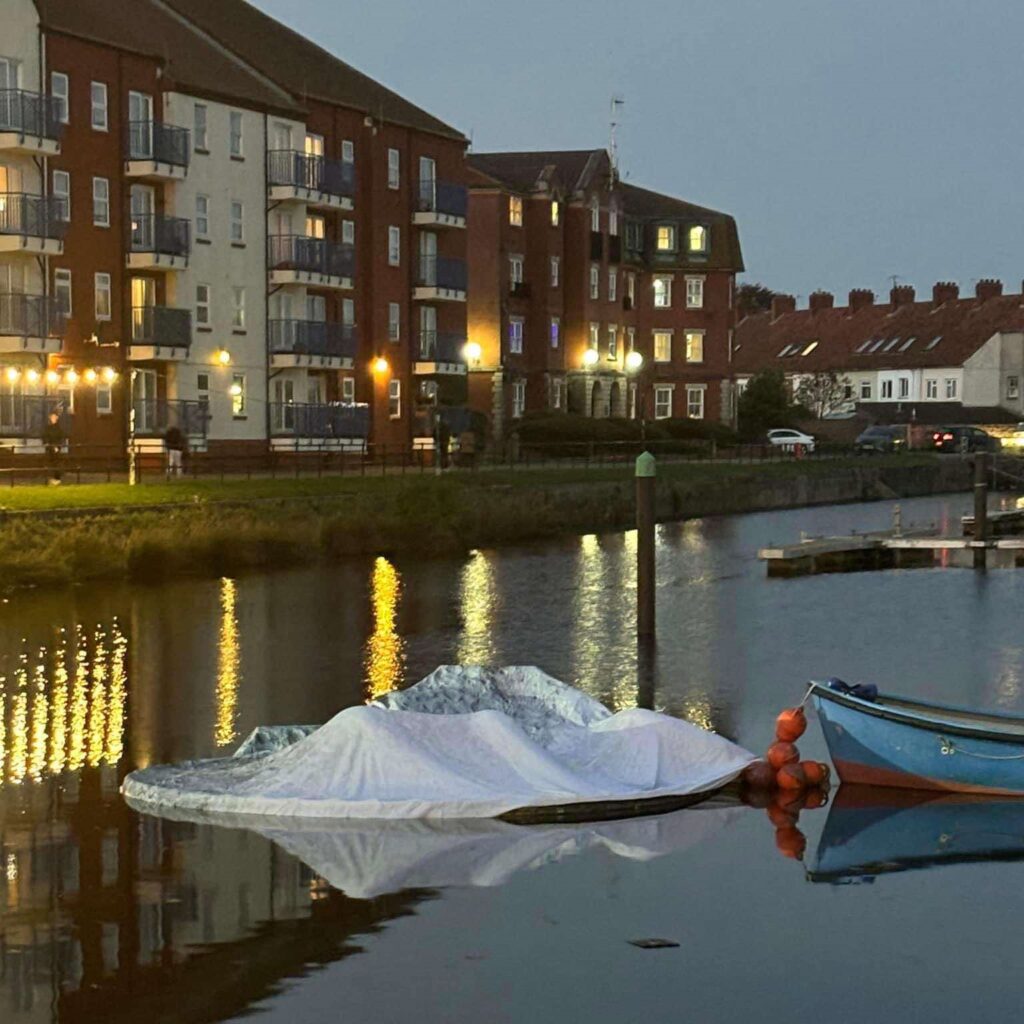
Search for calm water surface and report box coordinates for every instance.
[2,494,1023,1023]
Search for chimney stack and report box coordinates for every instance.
[975,279,1003,302]
[771,294,796,318]
[932,281,959,307]
[849,288,875,312]
[808,291,834,314]
[890,285,916,308]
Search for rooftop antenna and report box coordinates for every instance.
[609,95,625,180]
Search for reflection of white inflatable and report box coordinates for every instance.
[123,667,755,821]
[124,803,743,899]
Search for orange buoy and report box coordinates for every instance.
[801,761,828,786]
[803,787,828,811]
[767,741,800,771]
[740,786,772,810]
[775,825,807,860]
[767,802,798,829]
[742,761,776,790]
[775,707,807,743]
[777,763,807,791]
[776,787,807,813]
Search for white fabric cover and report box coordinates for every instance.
[122,666,755,820]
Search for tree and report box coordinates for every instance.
[795,371,848,420]
[738,369,795,440]
[736,282,775,318]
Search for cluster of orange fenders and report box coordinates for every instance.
[738,705,831,861]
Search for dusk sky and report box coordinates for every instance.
[252,0,1024,303]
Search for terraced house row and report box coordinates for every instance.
[0,0,744,461]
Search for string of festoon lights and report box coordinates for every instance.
[4,366,120,387]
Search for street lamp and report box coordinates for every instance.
[463,341,482,365]
[582,348,600,369]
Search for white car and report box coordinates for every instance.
[766,428,816,453]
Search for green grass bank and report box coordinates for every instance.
[0,456,968,591]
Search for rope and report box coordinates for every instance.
[799,683,816,709]
[939,736,1024,761]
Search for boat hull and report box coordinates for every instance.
[813,689,1024,796]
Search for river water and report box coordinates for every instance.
[2,493,1023,1023]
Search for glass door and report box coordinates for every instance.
[419,304,437,359]
[419,231,437,285]
[419,156,436,211]
[132,368,157,434]
[272,378,295,432]
[130,185,155,250]
[128,91,154,158]
[131,277,155,341]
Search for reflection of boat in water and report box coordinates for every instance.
[811,681,1024,795]
[809,785,1024,883]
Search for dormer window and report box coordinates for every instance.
[802,341,819,356]
[689,225,708,253]
[609,202,619,237]
[590,196,600,232]
[509,195,523,227]
[656,225,676,251]
[551,199,560,227]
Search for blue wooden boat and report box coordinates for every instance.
[810,785,1024,882]
[811,681,1024,796]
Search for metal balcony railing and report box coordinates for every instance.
[416,179,468,218]
[131,399,209,438]
[269,320,357,359]
[0,395,70,438]
[0,90,64,140]
[267,150,355,199]
[130,306,192,349]
[268,235,355,279]
[125,120,191,169]
[0,193,67,241]
[418,330,467,363]
[416,255,467,292]
[0,293,65,338]
[129,213,191,258]
[269,401,370,439]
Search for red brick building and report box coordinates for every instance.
[466,149,744,438]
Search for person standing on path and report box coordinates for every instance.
[165,424,187,478]
[42,411,65,486]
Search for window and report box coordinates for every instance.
[342,298,355,325]
[608,270,617,303]
[590,196,600,232]
[54,269,72,316]
[945,378,958,399]
[589,322,600,351]
[550,317,560,348]
[802,341,819,356]
[590,264,600,300]
[92,177,109,227]
[550,256,560,288]
[656,224,676,251]
[926,378,938,399]
[607,325,617,359]
[193,104,208,151]
[230,200,244,243]
[898,377,910,399]
[509,196,523,226]
[94,272,111,320]
[231,373,246,416]
[342,140,355,164]
[627,273,636,306]
[609,203,619,236]
[653,330,672,362]
[512,379,526,419]
[689,225,708,253]
[686,276,705,309]
[884,337,902,352]
[196,284,211,327]
[509,255,524,286]
[229,111,244,157]
[195,194,210,240]
[687,386,706,419]
[231,287,246,330]
[551,200,560,227]
[654,386,674,420]
[388,226,400,266]
[925,335,943,351]
[51,72,69,124]
[627,327,635,352]
[629,383,638,420]
[881,380,893,399]
[342,377,356,403]
[53,170,70,221]
[1008,376,1020,400]
[387,148,400,189]
[653,275,673,308]
[305,213,325,240]
[685,331,704,363]
[342,219,355,245]
[388,302,401,342]
[388,379,401,418]
[96,382,112,416]
[551,378,564,410]
[90,82,108,131]
[197,373,210,404]
[860,380,872,400]
[509,317,524,354]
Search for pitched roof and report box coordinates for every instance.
[37,0,302,117]
[734,292,1024,375]
[467,150,609,194]
[157,0,466,141]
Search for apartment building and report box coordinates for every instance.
[733,281,1024,420]
[0,0,468,458]
[466,149,744,438]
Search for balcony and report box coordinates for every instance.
[0,395,69,440]
[268,235,354,291]
[128,213,190,271]
[128,306,192,361]
[0,293,64,355]
[414,331,467,376]
[124,121,190,181]
[0,194,66,255]
[413,179,467,228]
[0,90,63,155]
[414,256,467,302]
[270,401,370,450]
[269,320,357,369]
[131,399,209,439]
[267,151,355,211]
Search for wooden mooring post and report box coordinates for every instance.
[637,452,657,638]
[974,452,989,570]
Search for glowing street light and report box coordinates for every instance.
[217,349,232,366]
[463,341,482,365]
[45,369,60,385]
[5,367,21,383]
[84,368,98,384]
[25,369,39,384]
[102,367,118,384]
[64,369,79,386]
[582,348,600,368]
[372,356,390,375]
[625,350,644,372]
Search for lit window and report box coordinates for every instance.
[589,322,600,349]
[627,327,635,352]
[193,104,208,151]
[509,317,524,354]
[551,200,560,227]
[196,284,211,326]
[685,331,704,363]
[387,148,400,189]
[229,111,244,157]
[590,196,600,232]
[388,379,401,418]
[881,380,893,399]
[232,287,246,330]
[52,170,71,221]
[550,257,560,288]
[550,317,560,348]
[653,330,672,362]
[230,200,244,243]
[90,82,108,131]
[54,269,72,316]
[512,379,526,418]
[388,302,401,342]
[627,273,636,305]
[510,255,524,286]
[686,276,704,309]
[231,373,246,416]
[195,194,210,239]
[94,272,111,320]
[1008,376,1020,400]
[689,225,708,253]
[945,378,958,399]
[509,196,523,226]
[590,264,600,300]
[388,226,401,266]
[342,378,356,403]
[608,270,617,303]
[654,386,673,419]
[687,386,705,419]
[860,380,871,400]
[802,341,818,356]
[92,177,110,227]
[305,213,325,239]
[609,203,619,236]
[608,325,618,358]
[926,379,938,399]
[96,382,112,415]
[656,225,676,251]
[551,378,564,410]
[51,72,69,124]
[653,275,673,308]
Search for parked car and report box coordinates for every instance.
[930,426,1002,453]
[854,426,907,455]
[766,428,816,453]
